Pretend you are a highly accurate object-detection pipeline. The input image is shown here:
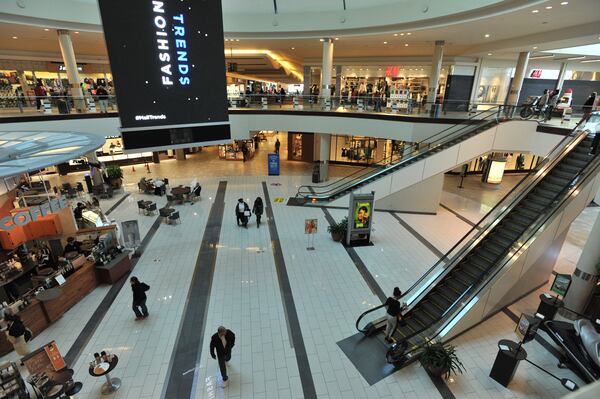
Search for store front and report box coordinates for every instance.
[218,139,255,161]
[288,133,314,162]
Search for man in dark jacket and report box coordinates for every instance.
[130,276,150,320]
[210,326,236,387]
[235,198,250,228]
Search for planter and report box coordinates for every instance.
[427,365,445,378]
[109,178,123,189]
[331,232,343,242]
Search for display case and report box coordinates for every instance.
[0,362,28,399]
[218,140,255,161]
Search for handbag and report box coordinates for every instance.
[244,210,251,217]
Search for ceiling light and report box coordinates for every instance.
[567,56,585,60]
[291,47,295,50]
[406,32,412,35]
[235,39,240,41]
[533,46,538,49]
[393,33,398,37]
[484,34,490,38]
[560,1,568,4]
[11,36,18,39]
[488,53,493,56]
[400,33,405,36]
[530,54,554,59]
[43,28,49,31]
[74,31,80,34]
[404,43,409,47]
[319,38,325,42]
[532,9,539,13]
[335,37,339,40]
[545,6,552,9]
[581,59,600,63]
[383,41,388,44]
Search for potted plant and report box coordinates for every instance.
[327,217,348,242]
[420,341,465,380]
[106,165,123,189]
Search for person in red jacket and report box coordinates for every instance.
[33,83,47,110]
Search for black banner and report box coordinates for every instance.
[98,0,230,149]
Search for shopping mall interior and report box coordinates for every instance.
[0,1,600,398]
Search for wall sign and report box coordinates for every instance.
[0,197,68,231]
[98,0,230,151]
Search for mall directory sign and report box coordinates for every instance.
[98,0,230,151]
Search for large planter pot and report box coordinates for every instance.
[109,178,123,189]
[331,232,343,242]
[427,365,446,378]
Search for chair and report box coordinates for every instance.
[190,186,201,202]
[76,182,84,196]
[137,200,147,214]
[166,194,176,204]
[137,182,145,193]
[163,178,169,186]
[159,207,171,223]
[145,202,157,216]
[168,211,181,225]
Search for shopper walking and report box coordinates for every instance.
[4,313,31,356]
[544,89,560,122]
[252,197,264,228]
[235,198,250,228]
[210,326,236,387]
[241,142,249,162]
[96,86,109,113]
[130,276,150,320]
[274,138,281,154]
[33,82,47,111]
[384,287,407,343]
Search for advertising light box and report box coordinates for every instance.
[98,0,230,151]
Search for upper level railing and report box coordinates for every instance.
[0,93,589,121]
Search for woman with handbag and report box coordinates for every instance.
[384,287,407,343]
[4,313,31,356]
[235,198,251,228]
[252,197,264,228]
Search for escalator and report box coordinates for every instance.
[295,107,508,202]
[354,114,600,367]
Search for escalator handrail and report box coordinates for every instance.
[387,127,600,359]
[355,303,387,333]
[297,107,504,198]
[395,116,590,308]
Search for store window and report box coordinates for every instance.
[329,135,412,165]
[477,67,512,104]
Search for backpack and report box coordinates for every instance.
[24,328,33,343]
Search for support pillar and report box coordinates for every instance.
[152,152,161,163]
[16,70,30,93]
[303,65,311,97]
[313,133,330,182]
[507,51,530,107]
[57,29,85,112]
[175,148,186,161]
[562,213,600,315]
[335,65,342,101]
[556,62,568,92]
[427,40,445,111]
[320,38,334,100]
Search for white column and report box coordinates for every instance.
[320,38,334,100]
[313,133,330,181]
[469,58,484,106]
[507,51,530,106]
[303,65,311,97]
[556,62,568,92]
[57,29,85,112]
[563,213,600,314]
[427,40,445,109]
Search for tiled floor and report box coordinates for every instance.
[2,135,598,399]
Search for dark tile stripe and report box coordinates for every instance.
[162,181,227,399]
[439,203,477,227]
[501,307,563,360]
[389,212,445,259]
[104,192,131,216]
[261,182,318,399]
[64,214,162,365]
[423,363,457,399]
[321,208,387,302]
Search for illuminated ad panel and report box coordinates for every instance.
[98,0,230,151]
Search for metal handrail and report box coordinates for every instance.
[297,106,504,199]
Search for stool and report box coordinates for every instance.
[62,381,83,398]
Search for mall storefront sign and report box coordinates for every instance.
[0,197,69,231]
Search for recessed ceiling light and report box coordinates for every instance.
[235,39,240,41]
[74,31,80,34]
[488,53,493,56]
[400,33,405,36]
[560,1,568,4]
[404,43,409,47]
[383,41,388,44]
[532,9,539,13]
[484,34,490,38]
[12,36,18,39]
[393,33,398,37]
[291,47,295,50]
[319,38,324,42]
[335,37,339,40]
[545,6,552,9]
[533,46,538,49]
[406,32,411,35]
[43,28,49,31]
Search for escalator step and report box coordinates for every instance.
[422,301,444,319]
[430,293,453,311]
[564,158,587,168]
[444,278,468,296]
[496,229,522,243]
[438,289,458,306]
[538,181,565,193]
[528,195,553,206]
[557,164,581,174]
[545,176,570,187]
[461,261,486,277]
[481,240,507,256]
[413,310,435,327]
[453,268,479,284]
[552,170,575,181]
[521,202,546,213]
[489,233,514,248]
[505,215,531,229]
[570,152,592,161]
[514,207,539,220]
[533,188,558,200]
[474,249,497,264]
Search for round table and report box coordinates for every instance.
[88,355,120,395]
[35,287,63,301]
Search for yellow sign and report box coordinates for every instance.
[274,197,285,203]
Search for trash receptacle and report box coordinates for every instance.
[312,165,320,183]
[57,99,69,114]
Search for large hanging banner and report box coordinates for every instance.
[98,0,230,151]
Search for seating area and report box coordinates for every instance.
[158,206,180,225]
[169,183,201,205]
[137,200,157,216]
[138,177,169,196]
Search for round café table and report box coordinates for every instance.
[35,287,63,301]
[171,186,190,196]
[89,355,120,395]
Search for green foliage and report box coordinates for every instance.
[420,341,465,380]
[106,164,123,180]
[327,216,348,236]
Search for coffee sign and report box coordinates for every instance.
[0,197,69,231]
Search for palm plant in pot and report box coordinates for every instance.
[327,216,348,242]
[106,165,124,189]
[420,341,465,380]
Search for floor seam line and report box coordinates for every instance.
[321,208,387,302]
[439,203,477,227]
[389,211,445,259]
[262,181,318,399]
[160,181,227,399]
[104,192,131,216]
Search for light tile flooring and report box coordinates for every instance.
[2,135,598,399]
